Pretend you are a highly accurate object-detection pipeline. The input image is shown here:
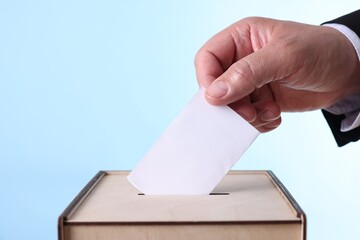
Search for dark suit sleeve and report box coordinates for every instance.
[322,10,360,146]
[322,110,360,146]
[323,10,360,37]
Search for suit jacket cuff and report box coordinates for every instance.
[322,110,360,146]
[321,10,360,146]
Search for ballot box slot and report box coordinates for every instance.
[137,192,229,196]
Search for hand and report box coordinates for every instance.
[195,17,360,132]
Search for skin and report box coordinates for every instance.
[195,17,360,132]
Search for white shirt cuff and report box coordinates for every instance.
[323,23,360,60]
[323,23,360,132]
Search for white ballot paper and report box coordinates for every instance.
[127,88,259,195]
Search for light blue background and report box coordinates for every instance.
[0,1,359,239]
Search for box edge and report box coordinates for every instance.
[266,170,307,240]
[58,171,107,240]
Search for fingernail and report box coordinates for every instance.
[239,111,255,122]
[260,110,278,121]
[206,81,228,98]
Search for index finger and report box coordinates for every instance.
[194,21,253,87]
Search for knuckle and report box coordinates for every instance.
[227,60,257,89]
[194,49,204,66]
[242,16,263,24]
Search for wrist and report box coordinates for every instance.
[323,25,360,100]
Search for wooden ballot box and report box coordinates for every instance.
[58,170,306,240]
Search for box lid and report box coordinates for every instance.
[62,170,304,223]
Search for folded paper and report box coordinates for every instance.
[127,88,259,195]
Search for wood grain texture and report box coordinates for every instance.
[64,223,302,240]
[68,171,299,222]
[59,170,306,240]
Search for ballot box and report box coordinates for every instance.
[58,170,306,240]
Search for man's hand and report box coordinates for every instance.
[195,17,360,132]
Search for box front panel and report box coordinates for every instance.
[64,223,302,240]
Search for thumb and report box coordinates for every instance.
[205,45,289,105]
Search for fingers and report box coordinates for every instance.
[229,96,257,122]
[195,17,289,133]
[194,49,224,88]
[195,21,253,87]
[257,117,282,133]
[252,100,282,133]
[252,86,281,127]
[229,86,282,133]
[230,99,282,133]
[204,44,288,106]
